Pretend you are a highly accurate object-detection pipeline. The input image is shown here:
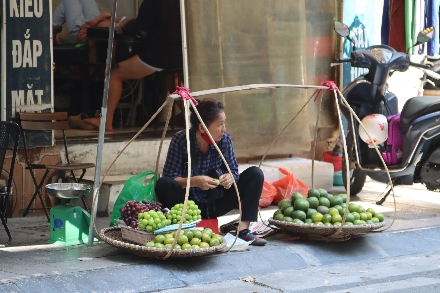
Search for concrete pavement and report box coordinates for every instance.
[1,178,440,292]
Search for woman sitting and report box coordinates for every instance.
[155,99,266,246]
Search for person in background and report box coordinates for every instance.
[155,99,267,246]
[53,0,101,43]
[83,0,183,131]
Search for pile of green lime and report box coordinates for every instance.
[145,228,223,249]
[166,201,202,224]
[273,188,385,226]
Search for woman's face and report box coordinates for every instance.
[206,111,226,141]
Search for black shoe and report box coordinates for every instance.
[235,229,267,246]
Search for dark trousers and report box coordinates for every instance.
[155,166,264,221]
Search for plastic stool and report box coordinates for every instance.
[196,218,219,234]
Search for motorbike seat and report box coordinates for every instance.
[400,96,440,126]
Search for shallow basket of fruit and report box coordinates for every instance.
[268,188,387,241]
[100,200,227,258]
[99,226,227,259]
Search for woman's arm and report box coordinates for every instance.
[174,176,219,190]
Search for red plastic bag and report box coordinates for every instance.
[259,181,277,208]
[272,168,309,204]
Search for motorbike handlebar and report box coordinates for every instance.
[409,61,431,69]
[336,58,352,63]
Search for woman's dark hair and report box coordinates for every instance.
[190,99,224,130]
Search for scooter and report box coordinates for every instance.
[333,21,440,204]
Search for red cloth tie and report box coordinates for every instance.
[172,86,198,106]
[313,80,339,101]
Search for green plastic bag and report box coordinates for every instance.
[109,170,160,226]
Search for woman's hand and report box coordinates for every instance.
[219,173,234,189]
[194,176,219,190]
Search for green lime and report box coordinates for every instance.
[274,213,285,221]
[331,213,342,224]
[352,212,360,221]
[366,208,376,216]
[278,199,292,211]
[318,188,328,198]
[345,213,355,223]
[292,210,307,222]
[308,188,320,198]
[317,205,329,215]
[273,209,283,218]
[322,214,332,224]
[353,219,365,225]
[307,197,320,209]
[371,217,380,224]
[339,193,348,203]
[209,238,220,247]
[292,219,304,224]
[375,213,385,222]
[304,218,313,223]
[311,212,323,223]
[328,207,339,215]
[348,203,360,213]
[306,208,317,219]
[291,192,305,203]
[329,196,343,207]
[155,234,166,244]
[283,206,294,217]
[319,197,331,208]
[199,242,210,249]
[294,198,310,212]
[283,217,293,222]
[359,212,368,221]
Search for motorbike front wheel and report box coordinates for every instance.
[342,160,366,196]
[342,132,367,195]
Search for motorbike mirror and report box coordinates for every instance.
[334,21,349,37]
[334,21,355,45]
[407,27,435,53]
[416,27,435,44]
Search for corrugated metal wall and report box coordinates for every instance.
[186,0,341,158]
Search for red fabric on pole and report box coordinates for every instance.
[388,0,406,52]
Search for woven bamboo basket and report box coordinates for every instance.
[99,227,227,259]
[119,225,156,245]
[268,217,385,241]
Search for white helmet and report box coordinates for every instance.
[358,114,388,145]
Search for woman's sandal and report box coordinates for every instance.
[219,217,240,235]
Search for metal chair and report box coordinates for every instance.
[18,112,95,222]
[0,121,20,246]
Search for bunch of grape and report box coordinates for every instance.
[166,201,202,224]
[120,200,167,228]
[138,210,172,232]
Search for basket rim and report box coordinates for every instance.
[268,217,385,236]
[99,226,227,258]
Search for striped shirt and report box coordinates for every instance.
[162,130,239,203]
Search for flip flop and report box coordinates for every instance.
[68,113,98,130]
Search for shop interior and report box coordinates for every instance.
[52,26,185,141]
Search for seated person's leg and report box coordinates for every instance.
[155,176,186,209]
[83,55,157,131]
[209,166,263,221]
